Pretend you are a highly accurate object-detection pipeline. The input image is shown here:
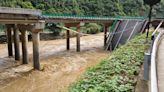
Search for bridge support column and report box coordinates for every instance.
[18,22,44,70]
[76,24,80,52]
[66,28,70,50]
[20,30,28,64]
[32,31,40,70]
[104,23,110,47]
[13,25,20,61]
[32,22,45,70]
[104,25,109,47]
[6,25,13,57]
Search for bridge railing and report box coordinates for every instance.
[150,21,163,92]
[42,13,146,20]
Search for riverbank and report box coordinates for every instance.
[69,33,148,92]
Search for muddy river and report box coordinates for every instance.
[0,33,109,92]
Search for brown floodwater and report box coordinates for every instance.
[0,33,109,92]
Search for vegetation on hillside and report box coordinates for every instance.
[69,33,148,92]
[0,0,163,34]
[81,23,102,34]
[0,0,163,17]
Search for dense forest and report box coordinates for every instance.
[0,0,163,34]
[0,0,163,17]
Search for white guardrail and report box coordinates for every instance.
[151,21,163,92]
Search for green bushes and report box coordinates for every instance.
[0,25,5,33]
[69,33,148,92]
[81,23,102,34]
[45,23,62,36]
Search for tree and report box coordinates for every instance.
[144,0,161,6]
[19,1,34,9]
[0,0,163,17]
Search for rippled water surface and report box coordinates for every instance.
[0,33,109,92]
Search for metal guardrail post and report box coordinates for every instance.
[144,34,155,81]
[150,35,155,53]
[144,52,151,80]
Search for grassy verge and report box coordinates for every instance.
[69,33,148,92]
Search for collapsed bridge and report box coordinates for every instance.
[0,7,163,70]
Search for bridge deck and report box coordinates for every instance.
[0,7,42,24]
[0,7,163,24]
[157,30,164,92]
[0,7,41,15]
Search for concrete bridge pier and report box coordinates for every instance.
[66,29,70,50]
[64,24,71,51]
[104,25,108,47]
[65,23,81,52]
[32,31,40,70]
[13,25,20,61]
[66,26,70,50]
[6,24,13,57]
[32,22,45,70]
[18,24,31,64]
[76,23,81,52]
[20,30,28,64]
[18,22,44,70]
[103,23,111,47]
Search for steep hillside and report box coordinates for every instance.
[0,0,163,17]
